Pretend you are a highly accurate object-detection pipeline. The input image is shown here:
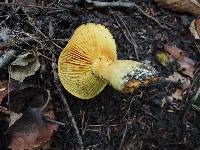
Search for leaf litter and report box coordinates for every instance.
[10,51,40,82]
[155,42,197,114]
[0,84,59,150]
[7,108,59,150]
[164,45,195,78]
[0,0,200,149]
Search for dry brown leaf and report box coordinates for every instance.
[172,88,183,100]
[164,45,195,78]
[155,51,170,67]
[195,17,200,35]
[190,18,200,39]
[0,106,8,113]
[164,45,183,60]
[166,72,191,90]
[190,19,200,39]
[155,0,200,16]
[178,61,195,78]
[7,108,59,150]
[9,112,23,127]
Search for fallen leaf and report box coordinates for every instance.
[172,88,183,100]
[9,112,23,127]
[155,51,170,67]
[0,80,38,112]
[10,51,40,82]
[0,106,8,113]
[189,19,200,39]
[166,72,191,90]
[7,87,49,113]
[11,52,37,66]
[195,17,200,35]
[178,61,195,78]
[164,45,183,60]
[155,0,200,16]
[164,45,195,78]
[7,108,59,150]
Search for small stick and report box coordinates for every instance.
[18,7,62,50]
[119,121,128,148]
[48,20,83,149]
[192,86,200,102]
[40,90,51,111]
[85,0,139,8]
[7,66,11,106]
[115,12,139,61]
[0,6,21,26]
[0,2,70,10]
[44,117,66,126]
[112,12,139,60]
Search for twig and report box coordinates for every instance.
[52,53,84,150]
[119,121,128,148]
[85,0,139,8]
[81,0,164,28]
[18,7,62,50]
[192,86,200,102]
[112,12,139,60]
[0,6,21,26]
[0,2,71,10]
[44,117,66,126]
[186,72,200,101]
[120,97,135,148]
[0,15,10,27]
[7,65,11,106]
[40,90,51,111]
[48,19,83,149]
[115,12,139,61]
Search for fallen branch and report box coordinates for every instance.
[75,0,165,28]
[84,0,136,8]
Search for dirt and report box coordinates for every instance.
[0,0,200,150]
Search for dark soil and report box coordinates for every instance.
[0,0,200,150]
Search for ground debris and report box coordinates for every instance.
[0,0,200,149]
[7,108,58,150]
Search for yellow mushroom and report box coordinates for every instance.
[58,23,158,99]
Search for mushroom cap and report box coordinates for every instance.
[58,23,117,99]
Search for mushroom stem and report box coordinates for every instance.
[92,56,158,93]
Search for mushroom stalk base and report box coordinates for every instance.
[92,56,158,93]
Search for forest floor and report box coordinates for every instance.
[0,0,200,150]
